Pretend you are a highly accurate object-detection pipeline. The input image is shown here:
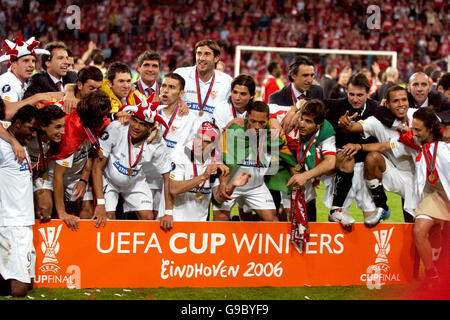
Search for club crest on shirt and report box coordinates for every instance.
[211,90,218,99]
[2,84,11,93]
[100,131,109,140]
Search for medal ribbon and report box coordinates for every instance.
[256,130,266,167]
[84,127,101,152]
[195,69,215,114]
[161,105,179,139]
[231,104,237,118]
[422,141,439,185]
[192,147,207,193]
[128,130,145,170]
[297,130,318,167]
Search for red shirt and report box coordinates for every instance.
[260,76,280,103]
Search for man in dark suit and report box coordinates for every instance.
[320,65,338,99]
[23,41,77,99]
[269,55,324,106]
[324,72,382,227]
[133,51,161,98]
[267,55,323,221]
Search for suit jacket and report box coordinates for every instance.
[370,81,396,102]
[23,70,77,99]
[374,90,450,127]
[320,76,337,99]
[324,97,378,152]
[268,83,324,106]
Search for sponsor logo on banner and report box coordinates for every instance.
[35,225,81,288]
[361,227,401,289]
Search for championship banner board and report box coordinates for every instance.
[33,220,415,289]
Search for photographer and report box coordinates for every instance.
[162,122,249,228]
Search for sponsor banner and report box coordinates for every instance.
[33,220,415,289]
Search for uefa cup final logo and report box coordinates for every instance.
[361,227,399,289]
[38,224,63,265]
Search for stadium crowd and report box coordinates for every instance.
[0,1,449,298]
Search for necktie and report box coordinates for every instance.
[56,81,63,92]
[146,88,154,97]
[298,93,306,100]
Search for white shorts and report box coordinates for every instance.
[212,184,275,212]
[64,178,93,202]
[381,155,415,214]
[323,163,376,213]
[104,177,153,213]
[33,175,53,192]
[0,226,36,283]
[150,188,162,212]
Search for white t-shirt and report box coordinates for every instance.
[212,100,247,133]
[174,66,232,124]
[0,71,27,102]
[0,139,34,226]
[26,136,51,168]
[99,121,171,187]
[359,111,415,172]
[54,140,91,186]
[164,142,219,221]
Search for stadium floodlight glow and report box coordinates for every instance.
[233,45,398,77]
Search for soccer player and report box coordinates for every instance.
[163,122,236,224]
[285,100,337,222]
[390,108,449,287]
[0,105,38,297]
[91,99,173,221]
[174,39,232,123]
[30,105,66,223]
[338,85,416,227]
[212,74,255,133]
[0,35,63,119]
[143,72,199,218]
[101,62,143,122]
[216,101,297,222]
[51,91,111,231]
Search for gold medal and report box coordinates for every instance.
[195,191,202,199]
[295,164,302,172]
[199,110,204,117]
[127,169,133,176]
[428,173,435,181]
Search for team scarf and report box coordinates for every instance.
[286,120,335,171]
[290,188,310,253]
[49,110,110,160]
[398,130,439,185]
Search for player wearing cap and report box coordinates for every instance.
[174,39,232,123]
[0,34,63,120]
[91,96,173,221]
[161,122,250,228]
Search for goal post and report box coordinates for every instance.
[233,45,398,78]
